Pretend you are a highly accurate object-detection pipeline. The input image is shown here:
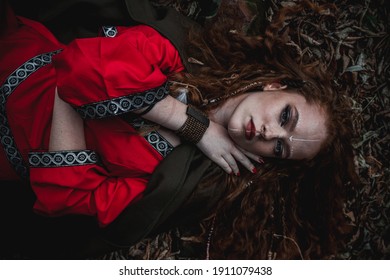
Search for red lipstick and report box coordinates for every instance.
[245,119,256,140]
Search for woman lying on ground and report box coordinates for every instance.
[0,0,360,259]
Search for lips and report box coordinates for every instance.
[245,119,256,140]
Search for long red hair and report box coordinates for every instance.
[169,0,360,259]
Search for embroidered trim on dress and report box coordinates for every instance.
[124,117,174,158]
[29,150,99,168]
[98,26,174,157]
[75,82,170,119]
[0,50,62,178]
[102,26,118,37]
[145,131,173,158]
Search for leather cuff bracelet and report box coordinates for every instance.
[175,105,210,144]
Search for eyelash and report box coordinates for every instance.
[274,105,291,157]
[280,105,291,126]
[275,139,283,157]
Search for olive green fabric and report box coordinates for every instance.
[124,0,200,72]
[100,143,223,248]
[0,144,223,259]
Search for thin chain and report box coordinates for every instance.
[170,80,264,107]
[205,216,216,260]
[206,81,264,106]
[267,195,305,260]
[205,180,253,259]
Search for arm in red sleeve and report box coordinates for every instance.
[53,25,184,119]
[125,25,185,74]
[28,150,147,227]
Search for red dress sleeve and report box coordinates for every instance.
[53,25,184,116]
[28,150,149,227]
[28,26,184,226]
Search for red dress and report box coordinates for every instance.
[0,11,184,226]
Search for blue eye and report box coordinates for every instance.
[280,105,291,126]
[274,139,283,157]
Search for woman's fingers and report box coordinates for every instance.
[196,121,264,175]
[237,147,265,164]
[215,148,264,176]
[222,154,240,175]
[230,148,257,174]
[214,156,233,175]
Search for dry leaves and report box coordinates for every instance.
[103,0,389,260]
[246,0,389,260]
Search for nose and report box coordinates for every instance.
[260,124,285,140]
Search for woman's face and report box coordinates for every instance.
[227,90,327,160]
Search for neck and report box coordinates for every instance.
[208,94,248,126]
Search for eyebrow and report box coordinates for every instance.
[290,106,299,133]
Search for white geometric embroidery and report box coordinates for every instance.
[102,26,118,38]
[29,150,99,168]
[75,82,170,119]
[124,118,174,158]
[146,131,173,158]
[0,50,62,178]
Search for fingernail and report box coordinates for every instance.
[236,172,241,177]
[258,157,264,164]
[252,167,258,174]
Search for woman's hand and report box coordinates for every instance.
[196,121,257,175]
[136,95,262,174]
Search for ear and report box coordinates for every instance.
[263,82,287,91]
